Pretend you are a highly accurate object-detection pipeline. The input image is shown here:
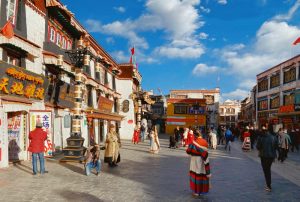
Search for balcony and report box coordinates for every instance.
[43,41,72,64]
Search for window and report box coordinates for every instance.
[104,70,108,84]
[114,98,118,113]
[270,74,280,88]
[226,108,230,113]
[258,99,268,111]
[62,37,67,49]
[7,52,21,67]
[100,70,105,85]
[95,71,101,82]
[284,68,296,83]
[258,79,268,92]
[67,40,72,50]
[7,0,18,25]
[174,105,187,114]
[56,32,61,46]
[231,116,235,122]
[153,108,162,114]
[220,116,225,122]
[112,76,116,90]
[231,108,235,114]
[270,96,280,109]
[87,86,93,107]
[49,26,56,42]
[284,93,294,106]
[225,116,230,122]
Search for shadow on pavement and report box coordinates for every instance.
[57,190,104,202]
[59,162,85,176]
[12,162,33,175]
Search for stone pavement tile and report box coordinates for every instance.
[0,137,300,202]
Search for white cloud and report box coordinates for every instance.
[222,89,249,100]
[85,0,205,58]
[199,32,209,40]
[238,79,256,89]
[111,50,158,64]
[86,19,149,49]
[106,37,115,44]
[200,6,210,13]
[192,63,219,75]
[222,21,300,78]
[155,45,204,58]
[273,0,300,21]
[114,6,126,13]
[217,0,227,5]
[111,51,129,63]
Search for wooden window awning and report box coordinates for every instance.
[86,110,124,121]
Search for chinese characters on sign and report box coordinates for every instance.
[29,111,54,157]
[0,62,48,100]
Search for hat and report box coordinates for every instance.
[245,126,249,130]
[109,124,115,128]
[36,122,43,128]
[262,126,267,130]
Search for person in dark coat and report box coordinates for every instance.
[256,125,278,192]
[28,122,47,175]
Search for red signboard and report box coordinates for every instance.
[279,105,294,113]
[282,118,293,123]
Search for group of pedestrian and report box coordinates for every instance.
[28,123,121,176]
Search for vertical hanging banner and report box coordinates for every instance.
[29,110,54,157]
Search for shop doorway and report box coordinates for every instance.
[7,112,24,162]
[99,120,104,143]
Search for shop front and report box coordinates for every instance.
[277,104,300,130]
[0,61,49,168]
[86,95,123,146]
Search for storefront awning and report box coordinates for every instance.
[0,36,40,58]
[277,111,300,116]
[86,110,124,122]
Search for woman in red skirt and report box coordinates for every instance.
[186,130,211,197]
[132,126,140,144]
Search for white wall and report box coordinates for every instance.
[25,4,45,75]
[117,79,135,139]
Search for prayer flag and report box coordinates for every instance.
[0,20,14,39]
[293,37,300,45]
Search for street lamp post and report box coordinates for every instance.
[60,38,90,162]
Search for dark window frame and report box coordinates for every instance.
[283,68,296,84]
[174,105,187,114]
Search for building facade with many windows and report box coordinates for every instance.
[0,0,124,168]
[256,54,300,130]
[219,100,241,127]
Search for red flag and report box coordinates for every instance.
[131,47,135,55]
[0,20,14,39]
[129,56,132,64]
[293,37,300,45]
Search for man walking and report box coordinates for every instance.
[256,125,278,192]
[225,127,233,151]
[28,122,47,175]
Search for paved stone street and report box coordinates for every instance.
[0,135,300,202]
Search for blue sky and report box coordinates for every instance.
[61,0,300,100]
